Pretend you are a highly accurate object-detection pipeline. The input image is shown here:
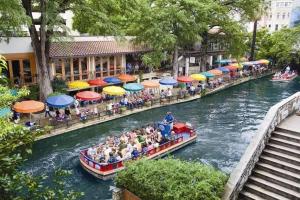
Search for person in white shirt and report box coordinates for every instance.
[166,88,172,97]
[74,99,79,108]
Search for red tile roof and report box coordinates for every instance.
[49,40,149,58]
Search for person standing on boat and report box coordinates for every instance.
[164,112,175,129]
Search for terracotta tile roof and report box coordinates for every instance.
[49,40,149,58]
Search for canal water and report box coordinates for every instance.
[23,76,300,200]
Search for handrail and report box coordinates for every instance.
[222,92,300,200]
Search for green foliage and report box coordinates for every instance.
[26,85,40,101]
[51,77,67,93]
[255,27,300,66]
[115,158,228,200]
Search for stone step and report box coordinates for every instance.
[248,176,300,199]
[239,190,265,200]
[256,162,300,183]
[273,131,300,143]
[276,127,300,137]
[253,169,300,192]
[244,183,289,200]
[270,137,300,151]
[259,155,300,174]
[263,149,300,166]
[267,143,300,158]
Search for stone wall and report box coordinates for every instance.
[222,92,300,200]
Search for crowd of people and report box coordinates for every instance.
[273,66,297,80]
[86,112,175,164]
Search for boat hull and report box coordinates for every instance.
[271,75,297,82]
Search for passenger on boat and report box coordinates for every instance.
[164,112,175,129]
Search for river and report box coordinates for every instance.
[23,76,300,199]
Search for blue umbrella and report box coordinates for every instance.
[159,77,178,86]
[0,107,11,118]
[217,67,230,73]
[46,94,74,108]
[103,77,122,84]
[123,83,144,91]
[201,72,215,78]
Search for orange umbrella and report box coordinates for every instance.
[141,80,160,88]
[118,74,137,82]
[177,76,194,83]
[76,91,101,101]
[13,100,44,113]
[88,79,107,86]
[208,69,223,76]
[225,65,238,71]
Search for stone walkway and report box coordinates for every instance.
[277,114,300,133]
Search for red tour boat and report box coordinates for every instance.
[79,120,197,180]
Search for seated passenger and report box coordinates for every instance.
[131,147,140,159]
[107,152,117,163]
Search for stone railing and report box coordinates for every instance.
[222,91,300,200]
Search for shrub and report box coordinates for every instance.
[51,77,67,93]
[115,158,228,200]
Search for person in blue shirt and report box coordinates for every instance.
[164,112,175,129]
[131,147,140,160]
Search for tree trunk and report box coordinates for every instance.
[173,46,179,78]
[250,20,258,61]
[22,0,53,101]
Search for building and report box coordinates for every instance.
[248,0,300,32]
[0,37,148,85]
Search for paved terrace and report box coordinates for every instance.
[277,114,300,133]
[34,72,273,141]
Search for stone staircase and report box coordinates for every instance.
[239,127,300,200]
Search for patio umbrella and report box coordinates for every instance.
[118,74,137,82]
[257,59,270,65]
[201,72,215,78]
[103,86,125,96]
[0,107,11,118]
[190,74,206,81]
[68,81,90,89]
[123,83,144,92]
[141,80,160,88]
[103,77,122,84]
[76,91,101,101]
[242,62,253,66]
[46,94,74,108]
[159,77,178,86]
[88,79,107,86]
[230,63,243,69]
[14,100,44,113]
[225,65,238,71]
[251,61,261,65]
[208,69,223,76]
[177,76,194,83]
[217,67,230,73]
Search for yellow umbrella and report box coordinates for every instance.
[190,74,206,81]
[68,81,90,89]
[103,86,125,96]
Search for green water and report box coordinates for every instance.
[23,76,300,199]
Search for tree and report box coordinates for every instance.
[0,56,83,200]
[115,158,228,200]
[1,1,89,100]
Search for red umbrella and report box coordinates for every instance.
[177,76,194,83]
[76,91,101,101]
[225,65,238,71]
[88,79,107,86]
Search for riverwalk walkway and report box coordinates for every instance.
[36,72,273,141]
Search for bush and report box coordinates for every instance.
[115,158,228,200]
[51,77,67,93]
[26,85,39,100]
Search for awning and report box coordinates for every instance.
[76,91,101,101]
[13,100,44,113]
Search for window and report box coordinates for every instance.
[54,59,63,78]
[73,58,80,80]
[23,59,32,83]
[102,57,108,77]
[109,56,115,76]
[12,60,20,84]
[277,12,280,19]
[95,57,102,78]
[80,58,88,80]
[285,2,288,6]
[64,59,71,81]
[282,13,286,19]
[287,12,290,18]
[269,24,271,28]
[275,24,279,30]
[116,55,122,74]
[269,14,272,19]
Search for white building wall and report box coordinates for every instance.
[0,37,33,54]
